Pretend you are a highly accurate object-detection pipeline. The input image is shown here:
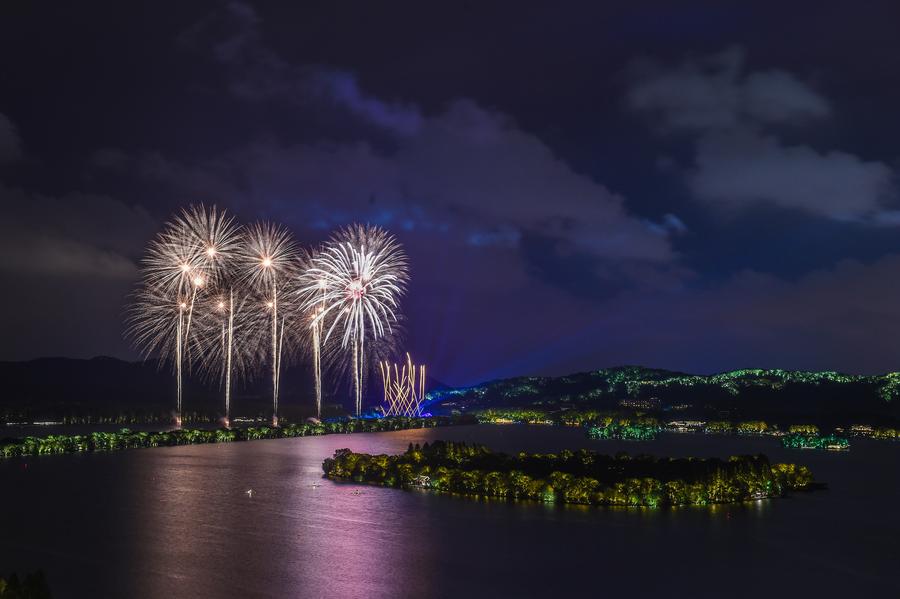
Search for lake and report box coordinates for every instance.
[1,424,898,598]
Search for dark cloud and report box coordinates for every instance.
[495,253,900,379]
[0,183,158,361]
[689,129,894,220]
[629,47,897,222]
[3,2,900,384]
[0,112,21,163]
[97,2,683,272]
[0,184,156,278]
[627,46,831,132]
[97,96,684,284]
[179,2,424,136]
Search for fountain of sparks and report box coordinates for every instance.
[380,353,426,417]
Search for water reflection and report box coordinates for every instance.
[0,426,898,598]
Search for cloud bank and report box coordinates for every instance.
[628,47,897,222]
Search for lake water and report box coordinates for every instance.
[1,424,898,598]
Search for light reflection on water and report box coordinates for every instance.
[0,425,898,598]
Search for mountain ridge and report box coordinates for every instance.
[425,365,900,426]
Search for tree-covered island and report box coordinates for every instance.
[781,434,850,451]
[322,441,817,507]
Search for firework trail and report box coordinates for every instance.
[297,248,329,419]
[380,353,426,417]
[300,224,408,416]
[238,222,300,427]
[195,288,268,423]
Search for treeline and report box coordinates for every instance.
[474,409,661,439]
[473,408,894,444]
[782,434,850,450]
[430,366,900,426]
[1,411,218,426]
[322,441,816,507]
[586,420,659,441]
[475,408,661,429]
[855,427,900,440]
[0,416,472,459]
[0,570,51,598]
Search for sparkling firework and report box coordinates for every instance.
[380,353,426,417]
[297,248,328,419]
[127,205,246,426]
[127,213,210,426]
[174,205,243,426]
[301,224,408,416]
[129,209,412,424]
[126,283,201,422]
[195,287,268,425]
[238,222,300,426]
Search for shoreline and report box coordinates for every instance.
[0,416,474,460]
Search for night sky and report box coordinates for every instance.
[2,1,900,386]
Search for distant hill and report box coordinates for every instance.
[5,358,895,426]
[0,356,447,423]
[425,366,900,426]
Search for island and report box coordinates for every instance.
[586,419,660,441]
[322,441,817,507]
[470,407,880,447]
[781,434,850,451]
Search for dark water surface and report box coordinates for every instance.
[1,425,898,598]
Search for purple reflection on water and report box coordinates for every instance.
[0,425,898,598]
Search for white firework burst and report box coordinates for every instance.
[300,224,408,416]
[175,205,244,425]
[238,221,301,426]
[127,204,244,426]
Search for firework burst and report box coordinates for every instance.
[127,218,207,426]
[238,222,301,426]
[300,224,408,416]
[127,204,247,426]
[129,210,412,425]
[176,205,242,426]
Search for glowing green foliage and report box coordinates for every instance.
[781,434,850,451]
[0,417,470,459]
[736,421,769,434]
[788,424,820,435]
[587,420,659,441]
[704,421,733,434]
[474,409,553,424]
[0,570,51,598]
[871,427,900,440]
[323,442,816,507]
[425,365,900,409]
